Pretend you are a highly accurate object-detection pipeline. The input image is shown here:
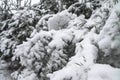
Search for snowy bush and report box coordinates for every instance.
[11,69,39,80]
[35,14,53,31]
[12,29,76,80]
[68,2,93,18]
[48,40,98,80]
[11,1,120,80]
[11,5,110,78]
[48,10,76,30]
[0,0,120,80]
[0,9,40,63]
[96,2,120,68]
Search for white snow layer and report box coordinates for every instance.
[48,10,76,30]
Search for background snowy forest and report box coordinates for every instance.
[0,0,120,80]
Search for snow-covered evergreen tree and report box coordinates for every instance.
[0,9,39,62]
[0,0,120,80]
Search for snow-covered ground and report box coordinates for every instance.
[48,64,120,80]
